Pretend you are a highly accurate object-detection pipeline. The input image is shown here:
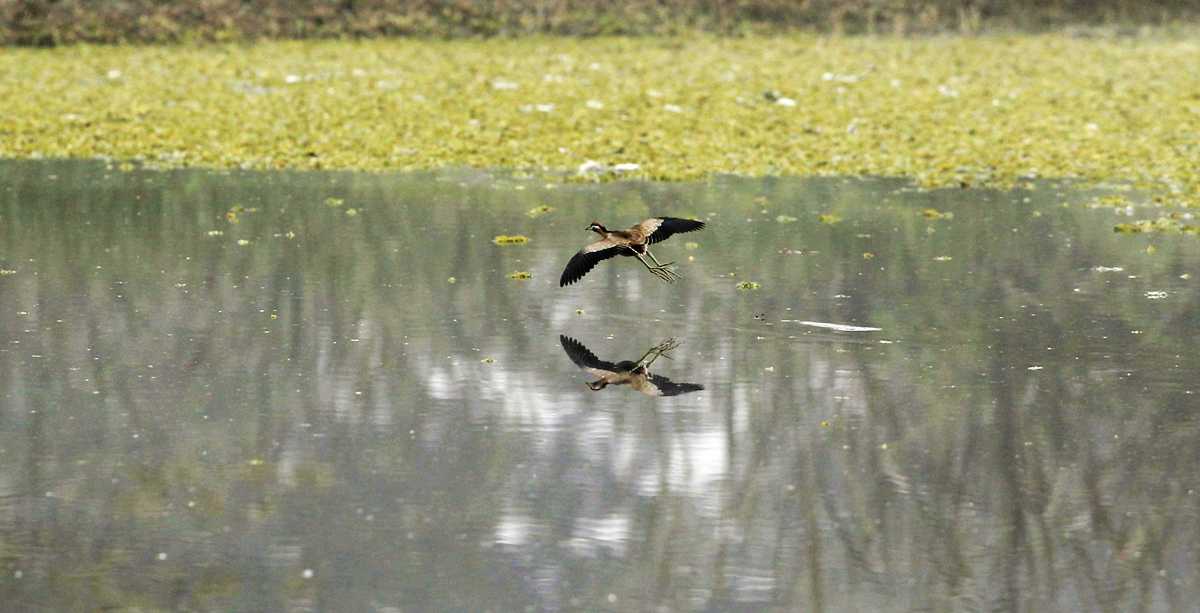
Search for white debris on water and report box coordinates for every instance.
[578,160,605,174]
[783,320,882,332]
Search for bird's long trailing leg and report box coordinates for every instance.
[644,249,682,282]
[634,252,681,283]
[644,249,672,268]
[637,338,680,368]
[650,338,680,360]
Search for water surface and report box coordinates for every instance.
[2,160,1199,612]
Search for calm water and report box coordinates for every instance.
[2,159,1200,612]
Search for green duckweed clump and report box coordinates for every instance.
[493,234,531,244]
[2,35,1199,207]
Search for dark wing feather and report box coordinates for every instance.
[646,374,705,396]
[560,335,621,376]
[560,239,625,286]
[640,217,706,245]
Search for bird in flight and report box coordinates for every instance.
[559,217,705,287]
[559,335,705,397]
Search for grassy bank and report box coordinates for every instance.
[1,35,1199,207]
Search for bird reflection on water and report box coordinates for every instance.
[559,335,705,397]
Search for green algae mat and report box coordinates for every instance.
[2,36,1199,209]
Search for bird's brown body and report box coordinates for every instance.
[560,217,705,287]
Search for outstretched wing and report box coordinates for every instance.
[643,374,705,397]
[637,217,707,245]
[560,239,625,286]
[559,335,622,377]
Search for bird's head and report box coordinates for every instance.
[587,380,609,391]
[586,222,607,235]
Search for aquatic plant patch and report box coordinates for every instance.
[1,35,1199,208]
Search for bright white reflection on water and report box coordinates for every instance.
[2,160,1200,612]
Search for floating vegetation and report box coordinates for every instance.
[1090,194,1135,208]
[933,256,953,261]
[819,214,842,225]
[494,234,531,245]
[780,248,817,255]
[447,277,457,283]
[205,230,224,236]
[776,215,798,223]
[507,271,533,279]
[576,309,585,314]
[863,252,874,258]
[923,209,953,220]
[2,36,1198,211]
[225,204,257,224]
[325,198,345,207]
[736,281,761,290]
[685,242,700,249]
[237,239,251,245]
[526,205,554,218]
[1114,218,1200,235]
[481,358,495,363]
[0,269,17,275]
[345,208,357,216]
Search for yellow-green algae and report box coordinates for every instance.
[2,35,1200,207]
[493,234,531,244]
